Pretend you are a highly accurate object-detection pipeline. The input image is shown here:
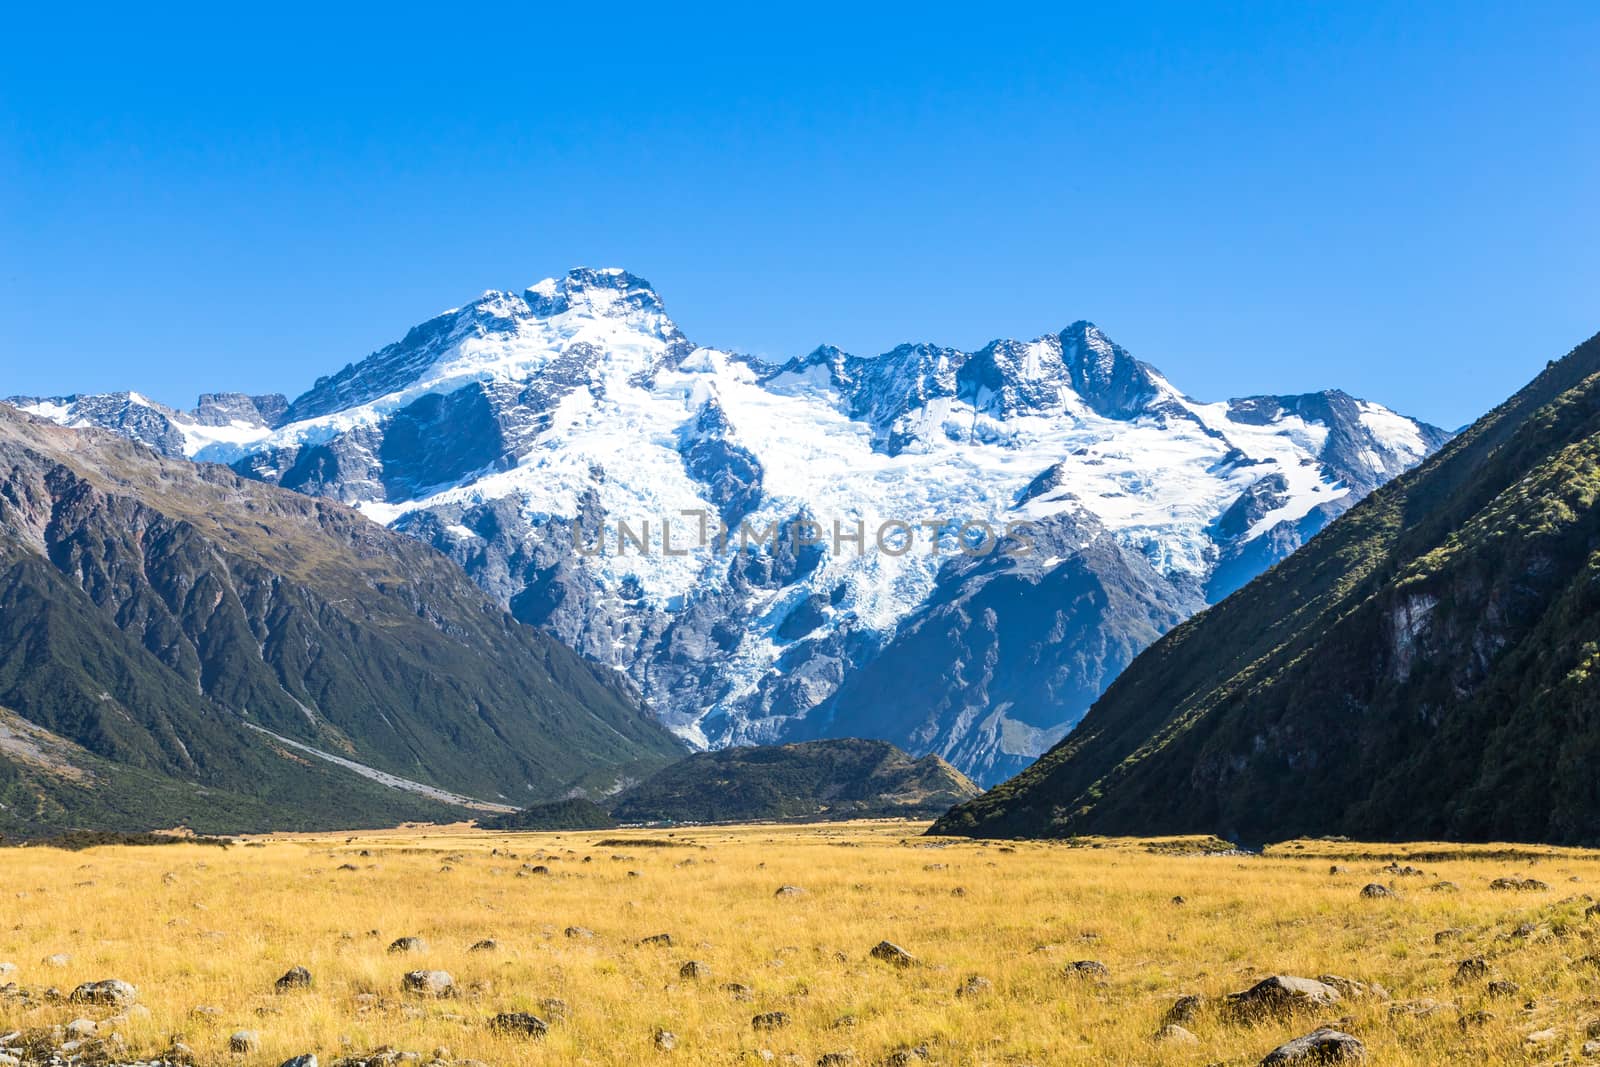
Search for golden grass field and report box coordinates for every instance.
[5,821,1600,1065]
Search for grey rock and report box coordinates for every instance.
[869,941,917,967]
[1260,1028,1366,1064]
[275,966,313,992]
[230,1030,261,1054]
[400,970,455,998]
[488,1012,548,1038]
[956,975,993,999]
[1164,994,1205,1025]
[1225,976,1342,1020]
[1155,1024,1199,1045]
[67,980,137,1008]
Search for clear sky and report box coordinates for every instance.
[2,3,1595,429]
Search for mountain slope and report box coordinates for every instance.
[11,269,1448,783]
[0,406,684,835]
[605,738,980,824]
[932,331,1600,845]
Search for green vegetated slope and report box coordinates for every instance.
[603,738,981,824]
[0,407,684,835]
[479,798,620,831]
[934,330,1600,845]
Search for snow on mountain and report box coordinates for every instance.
[7,268,1452,782]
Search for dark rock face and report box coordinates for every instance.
[801,512,1202,783]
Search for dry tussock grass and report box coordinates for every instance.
[3,821,1600,1064]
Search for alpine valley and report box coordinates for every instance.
[10,268,1450,785]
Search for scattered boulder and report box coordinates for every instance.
[1433,928,1464,944]
[817,1054,855,1066]
[1452,957,1489,985]
[1382,862,1425,877]
[401,970,455,998]
[1487,980,1520,998]
[869,941,918,967]
[653,1028,677,1051]
[280,1057,318,1067]
[775,885,806,898]
[1164,994,1205,1026]
[1065,960,1110,980]
[1389,997,1449,1018]
[1459,1010,1495,1030]
[468,939,499,953]
[639,933,674,947]
[1490,877,1550,892]
[42,954,70,968]
[565,926,595,940]
[1317,975,1388,1000]
[1428,880,1460,892]
[1225,976,1342,1020]
[537,997,569,1021]
[387,936,428,954]
[1359,883,1394,899]
[68,979,137,1008]
[1156,1024,1199,1045]
[275,966,313,992]
[1260,1028,1366,1064]
[722,982,754,1001]
[752,1011,791,1031]
[679,960,710,980]
[956,975,993,999]
[229,1030,261,1054]
[489,1012,548,1038]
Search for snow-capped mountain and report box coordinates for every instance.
[10,268,1451,783]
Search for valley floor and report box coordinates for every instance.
[3,822,1599,1064]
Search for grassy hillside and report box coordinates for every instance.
[934,331,1600,844]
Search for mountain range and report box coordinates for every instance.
[10,268,1449,785]
[934,330,1600,845]
[0,406,685,835]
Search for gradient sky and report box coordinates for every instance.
[2,2,1596,429]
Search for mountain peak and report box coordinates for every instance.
[524,266,663,318]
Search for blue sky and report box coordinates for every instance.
[2,3,1595,429]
